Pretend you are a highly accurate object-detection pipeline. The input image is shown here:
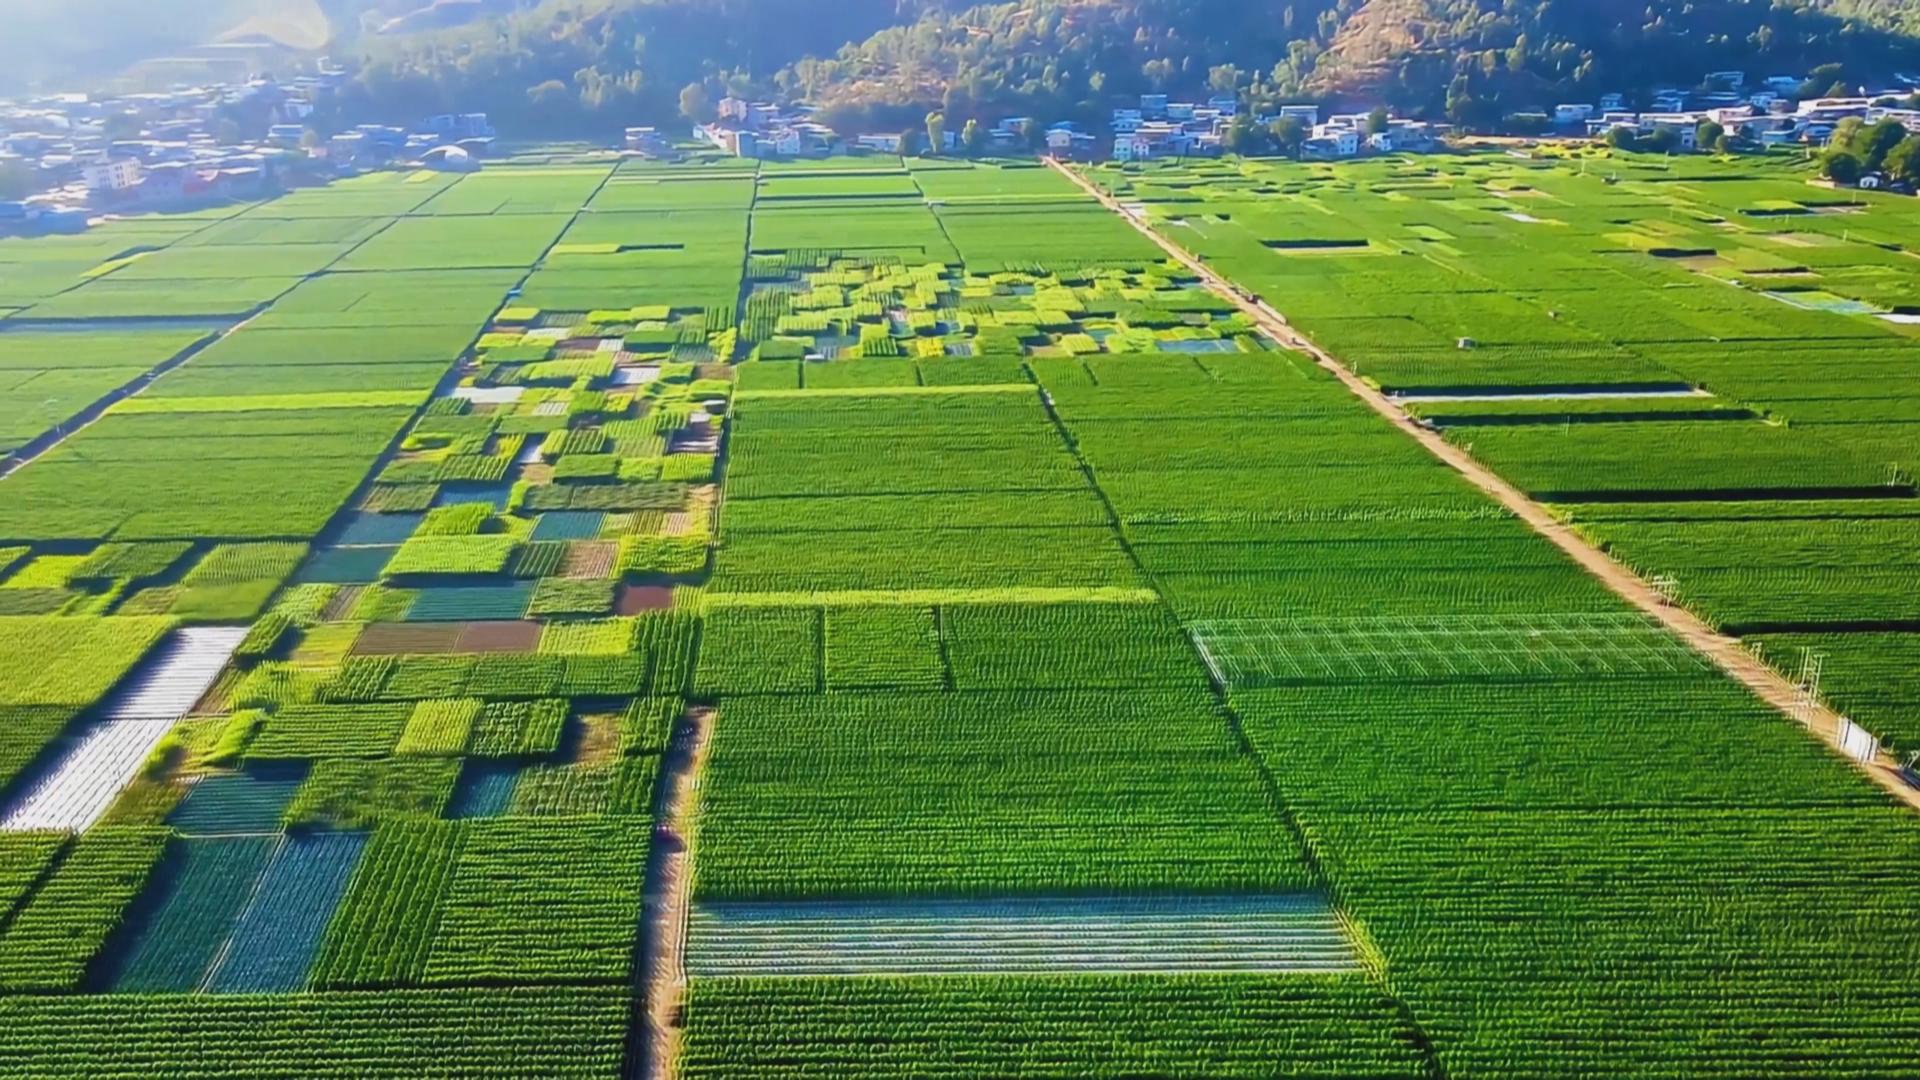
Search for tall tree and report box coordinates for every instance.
[1823,150,1864,185]
[1884,135,1920,184]
[1268,116,1305,158]
[679,82,712,124]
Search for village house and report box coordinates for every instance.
[1045,124,1098,160]
[625,127,672,156]
[700,98,838,158]
[988,118,1034,150]
[81,157,141,197]
[855,133,906,153]
[1554,103,1595,126]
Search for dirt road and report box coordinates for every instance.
[1048,158,1920,813]
[635,705,715,1080]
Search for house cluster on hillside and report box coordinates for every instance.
[304,112,496,172]
[696,98,841,158]
[690,91,1442,164]
[1109,94,1237,160]
[1106,95,1438,161]
[0,74,344,229]
[1555,72,1920,147]
[0,64,499,234]
[1300,111,1442,159]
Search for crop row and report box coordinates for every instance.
[693,602,1206,696]
[0,987,627,1078]
[696,689,1311,900]
[682,975,1428,1079]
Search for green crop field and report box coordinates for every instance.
[0,146,1915,1079]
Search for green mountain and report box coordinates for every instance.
[787,0,1920,126]
[345,0,1920,133]
[10,0,1920,128]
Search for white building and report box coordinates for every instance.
[1046,128,1097,159]
[1306,126,1360,157]
[1113,133,1156,162]
[83,158,141,193]
[420,145,479,173]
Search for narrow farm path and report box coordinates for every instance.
[1049,158,1920,814]
[0,208,411,480]
[0,315,253,479]
[633,704,714,1080]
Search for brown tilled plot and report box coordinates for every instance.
[617,584,675,614]
[457,620,544,653]
[352,622,464,655]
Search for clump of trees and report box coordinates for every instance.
[1220,113,1310,157]
[1605,125,1683,154]
[1822,117,1920,186]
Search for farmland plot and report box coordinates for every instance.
[206,831,369,991]
[106,835,279,991]
[1085,151,1920,1077]
[0,148,1917,1080]
[689,894,1358,976]
[682,975,1433,1079]
[696,689,1313,899]
[0,161,718,1077]
[0,330,209,455]
[2,627,244,832]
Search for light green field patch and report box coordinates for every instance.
[82,253,148,279]
[114,390,428,414]
[701,587,1161,609]
[735,383,1034,400]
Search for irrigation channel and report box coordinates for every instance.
[1047,157,1920,814]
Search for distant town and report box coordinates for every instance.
[5,63,1920,236]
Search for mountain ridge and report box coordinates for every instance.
[9,0,1920,130]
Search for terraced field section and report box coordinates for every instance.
[0,149,1914,1079]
